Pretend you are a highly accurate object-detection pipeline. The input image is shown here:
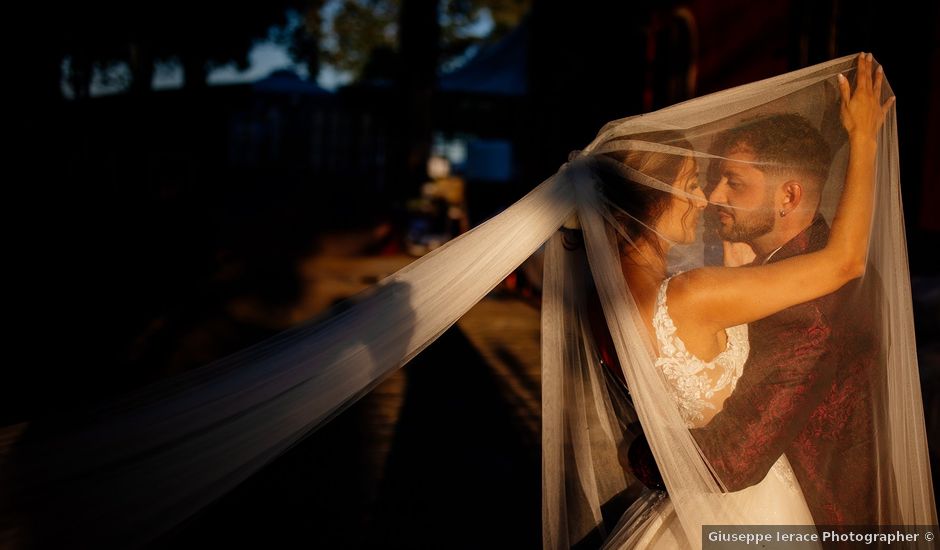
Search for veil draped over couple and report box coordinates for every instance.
[0,53,936,549]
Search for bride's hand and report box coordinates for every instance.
[722,241,756,267]
[837,52,895,144]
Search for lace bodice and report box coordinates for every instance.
[653,276,749,427]
[653,275,799,493]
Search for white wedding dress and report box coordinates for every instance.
[600,276,820,549]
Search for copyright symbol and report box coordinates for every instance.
[926,532,935,542]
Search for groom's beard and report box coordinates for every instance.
[714,203,775,243]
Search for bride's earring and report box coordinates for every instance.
[779,209,787,217]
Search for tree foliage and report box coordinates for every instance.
[41,0,305,98]
[30,0,531,99]
[295,0,530,82]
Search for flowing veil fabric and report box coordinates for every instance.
[543,54,937,548]
[0,53,935,549]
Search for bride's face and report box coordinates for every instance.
[655,157,707,244]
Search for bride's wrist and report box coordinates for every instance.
[849,135,878,154]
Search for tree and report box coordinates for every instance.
[290,0,531,82]
[34,1,310,99]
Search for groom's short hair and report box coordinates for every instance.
[709,113,832,194]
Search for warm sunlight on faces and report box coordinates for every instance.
[655,156,707,244]
[709,149,777,243]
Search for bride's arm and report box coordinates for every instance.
[672,53,894,331]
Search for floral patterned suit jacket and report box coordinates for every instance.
[689,215,898,525]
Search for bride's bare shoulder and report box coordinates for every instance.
[665,268,706,302]
[665,269,734,357]
[666,268,729,330]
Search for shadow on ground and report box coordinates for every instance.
[151,323,541,549]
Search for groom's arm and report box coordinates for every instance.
[688,293,847,492]
[624,300,841,493]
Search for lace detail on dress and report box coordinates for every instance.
[652,276,749,426]
[652,276,800,494]
[771,456,800,494]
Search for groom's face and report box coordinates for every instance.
[708,149,776,243]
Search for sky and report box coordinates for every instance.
[75,3,496,98]
[149,42,353,91]
[157,4,355,92]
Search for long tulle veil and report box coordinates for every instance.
[0,53,935,549]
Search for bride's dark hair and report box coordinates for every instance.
[593,130,696,257]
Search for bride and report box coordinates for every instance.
[0,53,935,549]
[558,51,889,549]
[539,52,934,549]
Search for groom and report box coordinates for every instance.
[632,113,897,526]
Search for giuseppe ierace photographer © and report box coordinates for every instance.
[706,528,932,545]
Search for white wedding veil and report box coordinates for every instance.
[543,54,937,548]
[0,53,935,549]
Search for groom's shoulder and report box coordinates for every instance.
[770,215,830,262]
